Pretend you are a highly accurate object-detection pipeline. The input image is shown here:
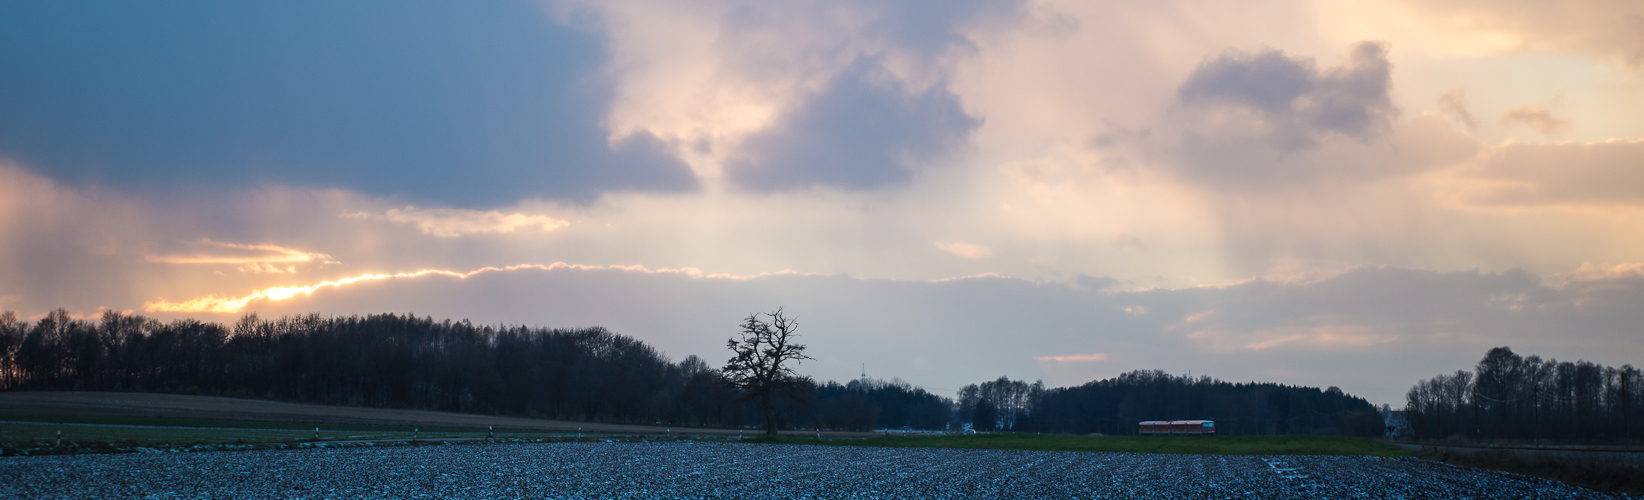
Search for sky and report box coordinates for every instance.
[3,0,1642,406]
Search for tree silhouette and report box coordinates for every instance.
[723,308,813,435]
[1404,347,1643,444]
[0,308,961,432]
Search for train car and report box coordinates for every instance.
[1137,420,1215,436]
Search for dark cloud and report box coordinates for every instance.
[862,0,1027,60]
[1178,41,1395,150]
[0,2,694,206]
[1072,274,1121,292]
[1165,42,1403,187]
[727,60,979,191]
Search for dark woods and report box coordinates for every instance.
[1405,346,1642,444]
[958,372,1385,436]
[0,309,950,431]
[0,308,1388,436]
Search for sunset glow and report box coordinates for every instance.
[3,0,1641,406]
[144,239,335,265]
[141,263,813,314]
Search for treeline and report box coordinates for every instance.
[0,310,953,431]
[957,371,1384,436]
[1405,346,1641,443]
[1,308,1399,437]
[802,378,954,431]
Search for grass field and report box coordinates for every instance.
[0,414,582,448]
[748,432,1411,457]
[4,412,1408,458]
[1,413,485,433]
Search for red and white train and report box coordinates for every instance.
[1138,420,1216,436]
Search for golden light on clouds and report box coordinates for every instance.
[145,239,336,266]
[141,263,814,314]
[934,241,991,260]
[345,206,570,238]
[1184,324,1402,352]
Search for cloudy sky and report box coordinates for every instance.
[3,0,1642,405]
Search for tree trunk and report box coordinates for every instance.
[763,398,778,436]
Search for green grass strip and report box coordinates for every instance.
[742,433,1410,457]
[0,413,545,434]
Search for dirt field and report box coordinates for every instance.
[4,441,1627,499]
[0,391,867,437]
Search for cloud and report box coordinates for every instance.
[142,262,815,314]
[1035,353,1109,362]
[1189,324,1400,352]
[1165,110,1476,190]
[725,59,980,191]
[1319,1,1644,64]
[1558,261,1644,283]
[348,206,570,238]
[0,2,696,206]
[934,241,991,260]
[581,0,1004,186]
[145,239,335,266]
[1161,42,1421,188]
[238,264,296,274]
[1501,104,1572,135]
[3,0,1642,409]
[0,162,154,312]
[186,261,1644,406]
[1177,41,1396,150]
[1437,86,1478,131]
[1449,139,1644,207]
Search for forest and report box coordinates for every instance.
[2,309,1385,436]
[957,371,1385,436]
[0,309,948,431]
[1404,346,1641,444]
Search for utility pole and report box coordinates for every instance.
[1533,393,1540,448]
[1473,390,1481,442]
[1623,372,1631,446]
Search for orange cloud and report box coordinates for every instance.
[347,206,569,237]
[1186,324,1400,352]
[934,241,992,259]
[146,239,335,266]
[141,263,815,314]
[1501,104,1570,135]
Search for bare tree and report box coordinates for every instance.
[723,308,813,435]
